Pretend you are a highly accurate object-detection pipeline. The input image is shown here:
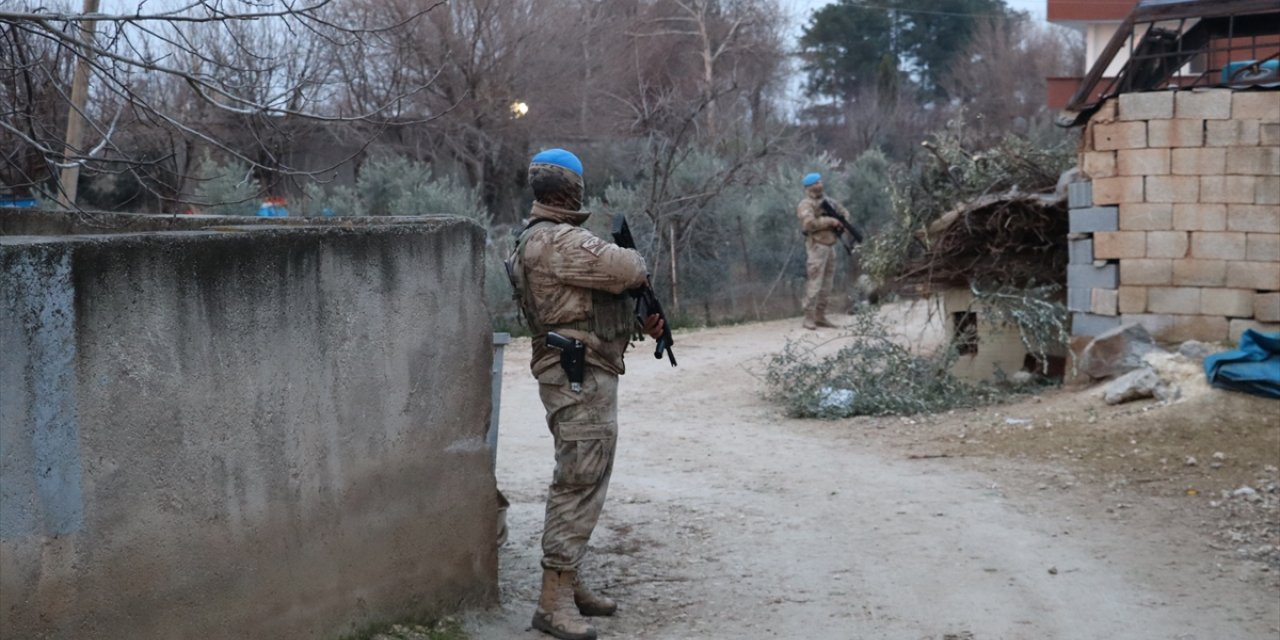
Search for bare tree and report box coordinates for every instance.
[943,16,1085,140]
[1,0,444,208]
[2,16,76,200]
[625,0,784,141]
[327,0,559,224]
[576,0,791,312]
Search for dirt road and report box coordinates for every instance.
[465,307,1280,640]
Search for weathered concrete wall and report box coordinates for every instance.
[941,288,1035,381]
[0,212,497,639]
[1072,88,1280,342]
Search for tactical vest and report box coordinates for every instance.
[505,221,636,341]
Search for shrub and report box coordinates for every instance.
[191,153,260,215]
[302,155,490,226]
[840,148,892,232]
[762,308,1003,418]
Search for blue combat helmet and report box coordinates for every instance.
[530,148,583,177]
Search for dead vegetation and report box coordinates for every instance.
[761,307,1018,419]
[897,195,1068,290]
[862,118,1075,294]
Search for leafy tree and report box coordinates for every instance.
[840,148,892,232]
[798,2,894,100]
[799,0,1013,100]
[898,0,1012,95]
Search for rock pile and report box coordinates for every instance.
[1076,322,1223,405]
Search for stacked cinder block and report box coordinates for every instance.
[1067,181,1122,336]
[1074,88,1280,343]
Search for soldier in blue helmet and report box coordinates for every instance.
[796,172,853,329]
[506,149,665,640]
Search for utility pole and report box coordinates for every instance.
[56,0,101,209]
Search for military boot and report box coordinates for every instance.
[574,576,617,617]
[814,302,836,328]
[533,569,597,640]
[803,310,818,330]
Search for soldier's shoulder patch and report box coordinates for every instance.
[579,236,609,257]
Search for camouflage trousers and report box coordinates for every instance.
[804,239,837,317]
[537,364,619,571]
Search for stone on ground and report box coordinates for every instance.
[1078,322,1162,381]
[1102,367,1171,405]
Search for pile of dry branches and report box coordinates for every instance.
[861,117,1075,293]
[895,193,1068,290]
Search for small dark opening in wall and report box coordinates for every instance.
[1024,353,1068,379]
[953,311,978,355]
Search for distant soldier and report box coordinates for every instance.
[506,148,664,640]
[796,172,853,329]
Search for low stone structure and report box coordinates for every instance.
[1,211,497,638]
[1070,88,1280,343]
[941,288,1040,381]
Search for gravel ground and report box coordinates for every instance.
[464,303,1280,640]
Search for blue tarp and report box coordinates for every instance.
[1204,330,1280,399]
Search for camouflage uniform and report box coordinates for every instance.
[796,187,848,327]
[511,200,647,569]
[508,155,647,639]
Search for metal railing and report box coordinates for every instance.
[1059,0,1280,126]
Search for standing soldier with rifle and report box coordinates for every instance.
[505,148,669,640]
[796,172,863,330]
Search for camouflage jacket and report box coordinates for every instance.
[796,194,848,246]
[509,202,648,377]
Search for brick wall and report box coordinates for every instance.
[1072,88,1280,343]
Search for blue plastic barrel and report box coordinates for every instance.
[256,201,289,217]
[1222,60,1280,84]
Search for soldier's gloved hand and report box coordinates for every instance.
[642,314,665,339]
[827,218,843,230]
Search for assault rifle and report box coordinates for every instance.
[545,332,586,392]
[610,216,677,367]
[820,198,864,254]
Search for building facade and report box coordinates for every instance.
[1047,0,1138,109]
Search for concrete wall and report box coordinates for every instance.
[1,212,498,638]
[1072,88,1280,342]
[942,288,1034,382]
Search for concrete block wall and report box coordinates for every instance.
[1066,181,1124,337]
[1075,88,1280,343]
[1,213,498,639]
